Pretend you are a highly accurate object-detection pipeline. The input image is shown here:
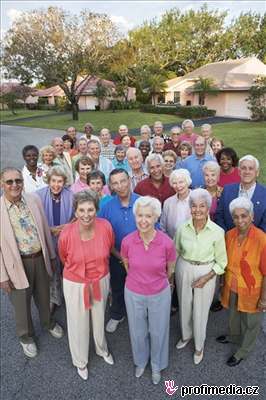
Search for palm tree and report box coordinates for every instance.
[144,74,167,105]
[192,76,219,105]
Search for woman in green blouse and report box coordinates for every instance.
[174,188,227,365]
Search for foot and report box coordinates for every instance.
[102,353,114,365]
[176,338,191,349]
[77,367,88,380]
[105,317,125,333]
[152,371,161,385]
[216,335,229,344]
[20,341,38,358]
[48,323,64,339]
[210,300,223,312]
[226,355,243,367]
[193,350,204,365]
[135,366,145,378]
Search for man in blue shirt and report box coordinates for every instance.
[180,136,214,188]
[99,168,139,333]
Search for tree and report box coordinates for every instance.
[2,7,119,120]
[140,67,168,105]
[246,76,266,121]
[94,81,113,110]
[191,76,219,105]
[0,83,33,113]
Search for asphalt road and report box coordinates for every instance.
[0,125,265,400]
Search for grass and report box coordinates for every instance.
[2,109,181,132]
[0,109,57,122]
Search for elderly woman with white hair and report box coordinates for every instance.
[217,197,266,367]
[203,161,223,220]
[175,188,227,365]
[121,196,176,385]
[178,119,198,145]
[136,125,153,148]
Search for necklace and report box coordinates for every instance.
[51,193,61,203]
[141,231,156,250]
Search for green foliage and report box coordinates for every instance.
[140,104,216,118]
[109,100,140,110]
[246,76,266,121]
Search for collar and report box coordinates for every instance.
[186,217,213,232]
[117,192,135,209]
[239,182,256,192]
[133,230,160,245]
[4,195,25,210]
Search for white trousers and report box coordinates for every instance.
[175,257,216,351]
[63,274,110,368]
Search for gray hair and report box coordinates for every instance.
[84,122,94,131]
[169,168,192,187]
[73,189,99,212]
[0,167,22,181]
[201,124,212,132]
[203,161,220,176]
[133,196,162,220]
[126,147,142,159]
[140,125,151,135]
[153,120,163,128]
[229,197,254,216]
[189,188,212,209]
[46,166,67,184]
[145,153,164,172]
[239,155,260,170]
[87,139,100,148]
[182,119,194,129]
[170,126,181,135]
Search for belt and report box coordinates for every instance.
[183,258,214,266]
[21,250,42,259]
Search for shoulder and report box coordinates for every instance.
[96,217,113,232]
[156,229,174,245]
[250,225,266,243]
[163,194,176,208]
[60,221,77,237]
[222,183,239,194]
[208,219,225,236]
[122,230,137,245]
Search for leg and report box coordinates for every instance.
[148,286,171,372]
[63,279,90,368]
[109,255,127,320]
[228,292,242,344]
[9,287,34,343]
[124,287,149,368]
[234,311,262,360]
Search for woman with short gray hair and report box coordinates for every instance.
[203,161,223,220]
[121,196,176,385]
[58,188,115,380]
[175,188,227,365]
[217,197,266,367]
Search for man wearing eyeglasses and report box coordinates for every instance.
[0,167,64,358]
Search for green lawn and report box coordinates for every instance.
[2,109,181,132]
[0,109,57,122]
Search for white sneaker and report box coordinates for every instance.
[176,338,191,350]
[193,350,204,365]
[105,317,125,333]
[77,367,88,380]
[152,371,161,385]
[20,342,38,358]
[102,353,114,365]
[49,323,64,339]
[135,366,145,378]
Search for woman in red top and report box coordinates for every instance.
[216,148,241,187]
[58,190,115,381]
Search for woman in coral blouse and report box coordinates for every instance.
[217,197,266,367]
[58,190,115,381]
[216,147,241,187]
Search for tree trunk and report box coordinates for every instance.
[72,102,79,120]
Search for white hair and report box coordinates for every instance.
[170,126,181,135]
[145,153,164,172]
[229,197,254,216]
[169,168,192,187]
[126,147,142,160]
[153,136,164,145]
[203,161,220,176]
[119,124,128,131]
[201,124,212,131]
[238,155,259,170]
[140,125,151,135]
[182,119,194,129]
[154,120,163,128]
[133,196,162,220]
[189,188,212,209]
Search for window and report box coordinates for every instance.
[174,91,180,104]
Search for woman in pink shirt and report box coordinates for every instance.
[121,196,176,385]
[70,156,94,193]
[58,190,115,381]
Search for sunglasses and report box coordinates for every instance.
[4,179,23,186]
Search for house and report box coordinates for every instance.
[29,75,136,110]
[163,57,266,119]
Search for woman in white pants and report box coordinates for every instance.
[174,189,227,364]
[58,190,115,380]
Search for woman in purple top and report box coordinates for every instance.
[121,196,176,385]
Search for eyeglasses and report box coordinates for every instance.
[4,179,23,186]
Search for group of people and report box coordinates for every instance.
[1,118,266,385]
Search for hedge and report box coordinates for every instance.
[140,104,216,118]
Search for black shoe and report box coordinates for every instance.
[211,301,223,312]
[226,355,243,367]
[216,335,229,344]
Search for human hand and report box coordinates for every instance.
[257,298,266,313]
[0,280,14,293]
[191,276,209,289]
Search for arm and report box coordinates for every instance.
[257,276,266,311]
[0,249,14,293]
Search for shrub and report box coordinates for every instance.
[140,104,216,118]
[246,77,266,121]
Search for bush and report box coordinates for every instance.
[140,104,216,118]
[109,99,141,110]
[246,77,266,121]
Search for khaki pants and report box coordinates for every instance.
[228,292,262,360]
[63,274,110,369]
[9,253,53,344]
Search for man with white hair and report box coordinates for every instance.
[201,124,213,156]
[126,148,148,190]
[113,124,136,146]
[134,154,175,205]
[87,140,113,181]
[215,155,266,232]
[99,128,115,160]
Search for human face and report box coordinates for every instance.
[139,143,150,158]
[204,169,218,188]
[171,132,180,144]
[183,123,193,135]
[211,140,222,155]
[153,139,164,154]
[180,147,190,160]
[219,153,233,173]
[100,129,110,145]
[118,126,128,137]
[84,126,93,138]
[191,198,209,223]
[78,140,88,155]
[24,149,38,168]
[121,136,131,148]
[89,178,104,194]
[171,176,189,197]
[63,140,72,151]
[154,124,163,136]
[232,208,253,234]
[75,201,97,228]
[110,172,131,198]
[53,139,64,155]
[163,156,175,171]
[1,170,23,202]
[88,143,101,161]
[42,151,54,166]
[66,127,76,140]
[201,128,211,140]
[127,152,142,171]
[49,175,65,195]
[239,160,258,186]
[194,138,206,158]
[135,205,156,234]
[115,150,126,162]
[79,163,92,181]
[149,160,163,181]
[141,131,150,141]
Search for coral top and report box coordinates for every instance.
[218,167,241,187]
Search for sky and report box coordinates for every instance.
[1,0,265,37]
